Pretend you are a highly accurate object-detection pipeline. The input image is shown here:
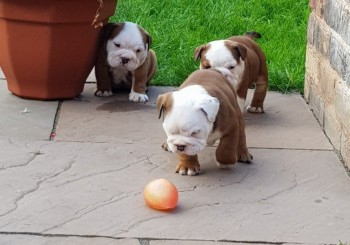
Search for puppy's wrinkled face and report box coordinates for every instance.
[194,40,246,86]
[106,22,149,71]
[159,85,220,156]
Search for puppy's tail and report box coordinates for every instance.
[244,31,262,40]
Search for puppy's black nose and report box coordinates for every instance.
[121,57,129,64]
[176,145,186,152]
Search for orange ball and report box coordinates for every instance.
[143,178,178,210]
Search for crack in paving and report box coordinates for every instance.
[248,147,335,152]
[145,154,161,173]
[41,191,139,233]
[113,214,169,237]
[179,169,251,193]
[0,153,161,229]
[53,139,162,146]
[0,157,77,220]
[0,231,121,240]
[53,157,149,188]
[0,151,43,171]
[259,173,320,202]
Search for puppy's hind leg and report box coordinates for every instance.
[237,107,253,163]
[247,74,268,113]
[146,50,157,85]
[215,126,239,168]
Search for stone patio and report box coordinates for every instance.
[0,68,350,244]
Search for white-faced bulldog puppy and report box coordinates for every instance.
[157,69,252,176]
[194,32,268,113]
[94,22,157,103]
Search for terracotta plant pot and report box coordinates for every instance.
[0,0,117,100]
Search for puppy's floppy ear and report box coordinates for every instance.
[146,33,152,50]
[97,23,121,61]
[235,43,247,61]
[142,31,152,50]
[196,95,220,123]
[156,92,173,120]
[194,45,207,61]
[138,26,152,50]
[101,23,118,41]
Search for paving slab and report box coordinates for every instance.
[0,235,139,245]
[55,84,333,151]
[0,81,349,244]
[54,84,173,144]
[0,140,349,244]
[244,92,333,150]
[0,80,58,141]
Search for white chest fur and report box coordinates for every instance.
[110,67,132,86]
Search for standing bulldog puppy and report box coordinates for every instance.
[157,69,252,176]
[194,32,268,113]
[94,22,157,103]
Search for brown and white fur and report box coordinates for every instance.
[194,32,268,113]
[94,22,157,103]
[157,69,252,176]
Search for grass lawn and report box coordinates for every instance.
[110,0,310,93]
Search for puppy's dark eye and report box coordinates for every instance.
[136,49,141,53]
[114,43,120,48]
[203,65,211,69]
[191,130,200,137]
[228,65,235,69]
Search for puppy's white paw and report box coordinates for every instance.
[187,168,199,176]
[247,105,264,113]
[94,89,113,97]
[129,91,149,103]
[178,168,188,175]
[178,168,200,176]
[176,164,200,176]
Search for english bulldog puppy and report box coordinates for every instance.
[194,32,268,113]
[157,69,252,176]
[94,22,157,103]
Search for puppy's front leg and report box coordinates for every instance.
[94,47,114,97]
[175,154,200,176]
[94,77,113,97]
[129,62,149,103]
